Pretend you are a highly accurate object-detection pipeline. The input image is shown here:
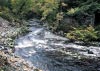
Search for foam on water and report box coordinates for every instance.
[15,19,100,71]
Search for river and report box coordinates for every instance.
[14,19,100,71]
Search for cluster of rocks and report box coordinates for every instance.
[62,43,100,58]
[0,17,19,47]
[0,17,42,71]
[44,45,100,71]
[0,50,42,71]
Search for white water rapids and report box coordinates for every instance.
[14,19,100,71]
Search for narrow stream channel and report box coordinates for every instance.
[14,19,100,71]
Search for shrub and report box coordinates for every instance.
[32,0,60,22]
[0,0,33,24]
[95,25,100,41]
[0,0,61,26]
[9,0,33,18]
[66,26,98,42]
[0,0,8,9]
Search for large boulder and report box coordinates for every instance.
[57,17,79,33]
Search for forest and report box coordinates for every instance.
[0,0,100,42]
[0,0,100,71]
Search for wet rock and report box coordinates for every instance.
[87,50,94,54]
[0,17,9,27]
[28,19,42,27]
[0,45,4,50]
[97,68,100,71]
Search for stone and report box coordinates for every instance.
[97,68,100,71]
[0,17,9,27]
[60,17,79,32]
[87,50,94,54]
[0,51,37,71]
[0,45,4,50]
[34,69,42,71]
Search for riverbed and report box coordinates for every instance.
[14,19,100,71]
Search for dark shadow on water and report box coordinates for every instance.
[15,46,100,71]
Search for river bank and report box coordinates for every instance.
[0,18,100,71]
[0,17,42,71]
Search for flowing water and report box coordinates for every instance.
[14,19,100,71]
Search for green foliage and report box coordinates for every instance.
[19,26,30,35]
[0,0,100,22]
[0,25,29,48]
[67,8,80,16]
[0,0,8,9]
[0,0,61,23]
[0,10,19,22]
[95,25,100,40]
[0,0,33,24]
[66,26,98,42]
[8,0,33,18]
[67,1,100,16]
[0,0,100,43]
[32,0,60,22]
